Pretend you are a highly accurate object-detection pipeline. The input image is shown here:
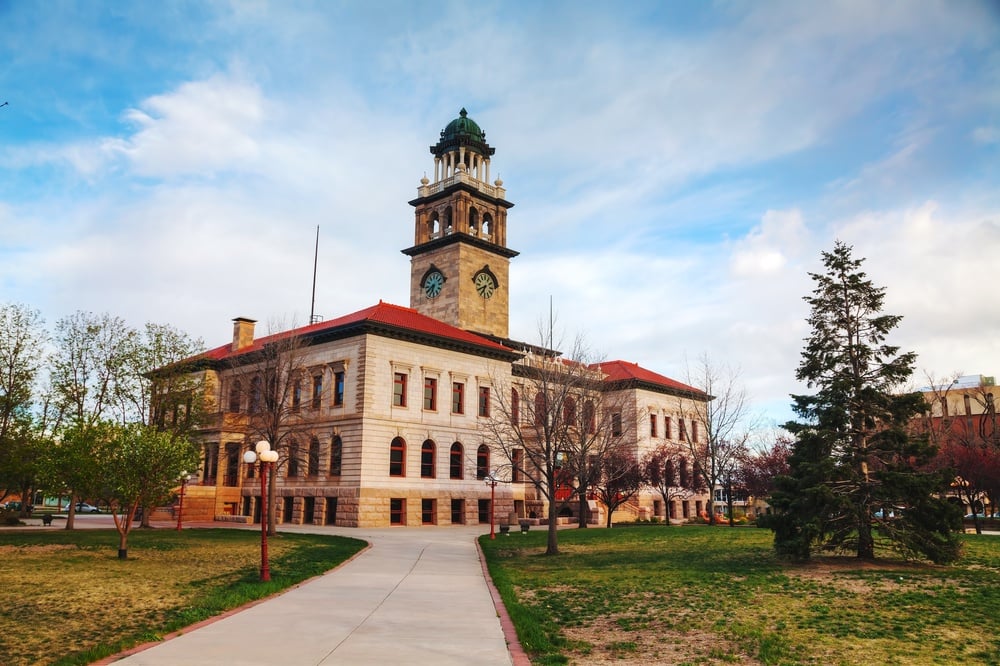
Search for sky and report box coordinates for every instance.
[1,0,998,429]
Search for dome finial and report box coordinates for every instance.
[459,107,468,117]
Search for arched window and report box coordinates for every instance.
[663,459,676,486]
[450,442,463,479]
[511,388,520,423]
[469,207,479,235]
[563,396,576,426]
[483,213,493,239]
[421,439,436,478]
[679,457,689,488]
[429,212,440,239]
[443,207,453,235]
[330,435,342,476]
[390,437,406,477]
[228,380,241,413]
[476,444,490,480]
[534,393,547,427]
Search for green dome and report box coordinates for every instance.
[442,108,484,142]
[431,108,495,157]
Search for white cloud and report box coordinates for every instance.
[103,75,265,178]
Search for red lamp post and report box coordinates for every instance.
[244,440,279,582]
[175,471,193,531]
[485,470,498,540]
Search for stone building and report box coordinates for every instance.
[166,109,711,528]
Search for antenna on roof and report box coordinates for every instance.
[309,226,321,324]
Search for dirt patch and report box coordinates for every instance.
[562,618,759,665]
[0,543,76,555]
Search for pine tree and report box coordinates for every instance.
[771,241,960,563]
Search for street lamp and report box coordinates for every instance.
[243,440,280,581]
[484,470,499,540]
[175,471,196,531]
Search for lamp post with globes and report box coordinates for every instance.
[175,471,196,531]
[484,470,499,539]
[243,440,280,581]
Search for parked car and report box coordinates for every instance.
[2,501,31,514]
[63,502,100,513]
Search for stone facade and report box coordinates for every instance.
[168,110,710,529]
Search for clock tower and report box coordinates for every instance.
[403,109,518,339]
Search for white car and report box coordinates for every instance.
[63,502,100,513]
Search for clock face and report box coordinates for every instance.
[424,271,445,298]
[474,271,497,299]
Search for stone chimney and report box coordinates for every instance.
[232,317,257,352]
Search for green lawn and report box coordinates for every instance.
[0,528,366,665]
[481,526,1000,665]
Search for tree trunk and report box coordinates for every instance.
[577,491,588,528]
[857,505,874,559]
[545,491,559,555]
[64,496,76,530]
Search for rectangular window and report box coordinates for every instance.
[393,372,407,407]
[312,374,323,409]
[512,448,523,483]
[421,498,436,524]
[333,371,345,406]
[650,414,657,437]
[664,417,672,440]
[478,386,491,417]
[325,497,338,525]
[478,499,491,524]
[287,442,299,477]
[612,412,622,436]
[423,377,437,411]
[291,379,302,411]
[452,382,464,414]
[451,499,465,524]
[679,418,688,442]
[692,421,699,443]
[390,498,405,525]
[308,437,320,476]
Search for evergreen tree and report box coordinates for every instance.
[771,241,960,563]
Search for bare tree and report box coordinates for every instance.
[678,354,756,524]
[482,328,632,554]
[226,323,322,535]
[642,442,698,524]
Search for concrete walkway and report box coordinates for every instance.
[111,524,515,665]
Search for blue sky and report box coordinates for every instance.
[1,1,998,428]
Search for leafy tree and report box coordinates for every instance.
[917,375,1000,534]
[0,303,48,512]
[591,450,642,528]
[95,422,200,558]
[771,241,961,563]
[737,435,792,510]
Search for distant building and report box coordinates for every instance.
[160,110,711,528]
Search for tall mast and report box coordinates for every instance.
[309,225,320,324]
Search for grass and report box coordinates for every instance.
[481,526,1000,665]
[0,527,366,665]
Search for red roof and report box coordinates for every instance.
[196,301,514,363]
[597,360,706,396]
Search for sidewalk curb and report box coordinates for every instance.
[477,538,531,666]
